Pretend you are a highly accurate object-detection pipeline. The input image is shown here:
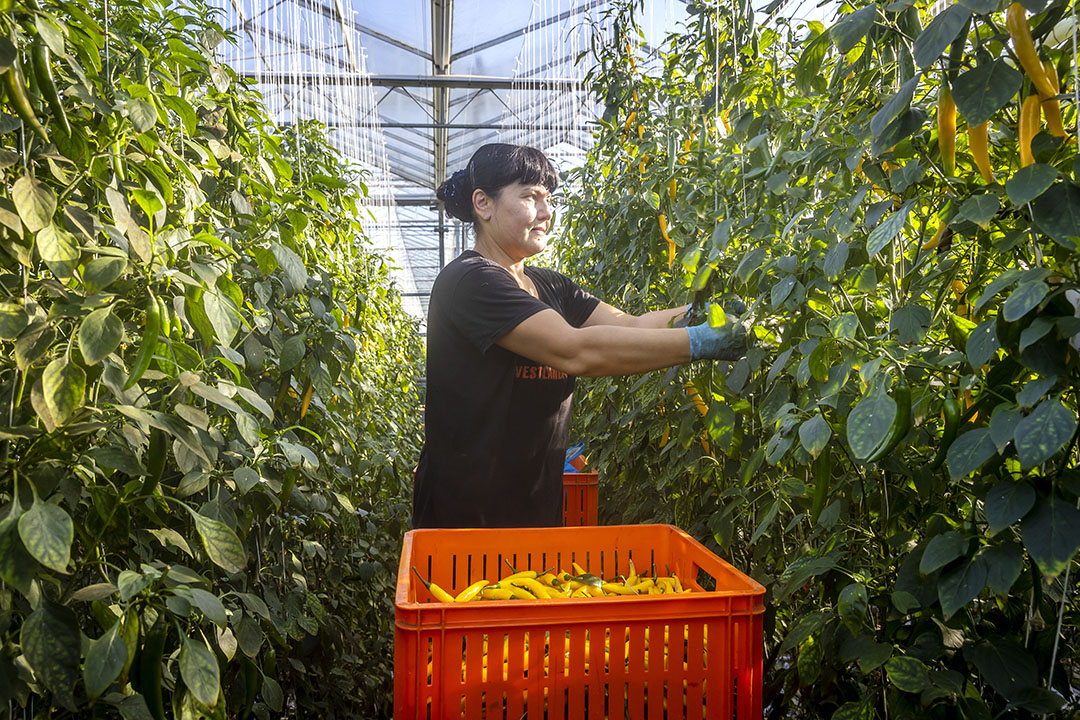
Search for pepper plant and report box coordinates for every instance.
[0,0,422,717]
[560,0,1079,716]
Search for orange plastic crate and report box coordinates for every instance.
[394,524,765,720]
[562,471,599,526]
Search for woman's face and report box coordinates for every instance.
[475,182,553,260]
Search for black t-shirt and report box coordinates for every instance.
[413,250,601,528]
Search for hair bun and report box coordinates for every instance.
[437,169,473,221]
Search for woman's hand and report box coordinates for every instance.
[685,311,748,361]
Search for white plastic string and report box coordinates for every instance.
[1045,7,1079,697]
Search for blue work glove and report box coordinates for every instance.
[685,311,748,361]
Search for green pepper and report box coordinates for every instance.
[142,428,167,496]
[30,42,69,136]
[866,376,911,463]
[139,617,168,720]
[3,54,48,142]
[123,291,161,390]
[931,394,962,469]
[240,655,259,719]
[810,449,832,522]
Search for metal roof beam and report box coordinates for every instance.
[238,72,585,90]
[432,0,453,194]
[450,0,606,62]
[299,1,433,61]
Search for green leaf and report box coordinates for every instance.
[920,531,968,574]
[82,255,127,293]
[779,611,830,653]
[947,428,997,479]
[870,77,919,141]
[872,108,927,155]
[966,318,999,368]
[794,30,831,96]
[236,615,263,657]
[0,500,35,593]
[271,241,308,294]
[1032,182,1080,248]
[982,543,1024,595]
[837,582,868,633]
[78,307,123,365]
[966,637,1037,700]
[34,15,65,56]
[711,218,733,251]
[262,675,284,712]
[1013,398,1076,469]
[704,402,737,453]
[117,695,156,720]
[189,588,227,627]
[16,321,55,371]
[126,98,157,133]
[799,414,831,459]
[20,599,81,710]
[0,302,28,339]
[958,0,1004,13]
[190,510,246,573]
[42,355,85,425]
[1021,494,1080,576]
[829,312,858,339]
[913,4,970,68]
[985,481,1036,535]
[866,200,915,257]
[885,655,932,693]
[1002,281,1049,321]
[202,290,239,347]
[889,304,930,343]
[184,286,216,346]
[823,240,849,282]
[952,59,1022,127]
[938,554,987,618]
[280,334,306,372]
[117,569,152,601]
[36,223,80,279]
[12,175,56,233]
[846,390,896,460]
[18,497,73,573]
[1005,164,1057,206]
[831,698,874,720]
[989,405,1022,451]
[831,5,878,52]
[798,633,823,685]
[771,274,796,306]
[957,193,999,226]
[179,636,220,708]
[84,621,128,699]
[856,642,893,674]
[234,467,260,494]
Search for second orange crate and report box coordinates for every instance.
[394,524,766,719]
[562,471,598,526]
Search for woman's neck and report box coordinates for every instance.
[473,235,527,278]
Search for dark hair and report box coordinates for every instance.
[436,143,558,223]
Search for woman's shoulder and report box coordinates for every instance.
[433,251,514,295]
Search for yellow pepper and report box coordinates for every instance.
[1040,59,1067,137]
[1019,94,1041,167]
[938,85,956,176]
[969,121,994,183]
[659,213,675,267]
[1006,3,1057,99]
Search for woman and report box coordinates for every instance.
[412,143,746,528]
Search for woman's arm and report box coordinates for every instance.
[496,308,691,377]
[581,301,690,330]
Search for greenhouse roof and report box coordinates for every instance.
[214,0,838,325]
